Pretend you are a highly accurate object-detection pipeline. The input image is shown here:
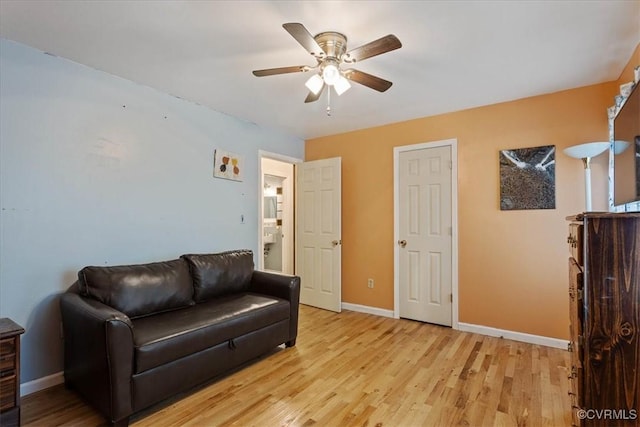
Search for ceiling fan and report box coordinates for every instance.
[252,23,402,104]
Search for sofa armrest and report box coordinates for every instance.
[60,291,134,423]
[249,271,300,301]
[249,271,300,346]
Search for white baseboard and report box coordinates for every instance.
[21,371,64,396]
[341,304,567,350]
[457,322,569,350]
[342,302,395,318]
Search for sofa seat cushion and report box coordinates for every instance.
[131,292,289,374]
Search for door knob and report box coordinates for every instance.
[332,239,342,247]
[398,239,407,248]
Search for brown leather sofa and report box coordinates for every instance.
[60,250,300,426]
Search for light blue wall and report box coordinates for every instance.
[0,39,304,384]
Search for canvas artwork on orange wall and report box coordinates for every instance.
[499,145,556,210]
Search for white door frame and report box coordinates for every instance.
[258,150,302,271]
[393,139,459,329]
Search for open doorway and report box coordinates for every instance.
[260,154,297,274]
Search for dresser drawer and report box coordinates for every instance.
[0,374,16,411]
[0,354,14,373]
[0,338,16,374]
[0,338,15,358]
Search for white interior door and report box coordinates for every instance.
[398,145,452,326]
[296,157,342,312]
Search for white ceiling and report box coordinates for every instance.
[1,1,639,140]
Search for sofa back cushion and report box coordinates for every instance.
[79,259,194,318]
[181,250,254,302]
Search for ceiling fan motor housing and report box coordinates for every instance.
[314,31,347,61]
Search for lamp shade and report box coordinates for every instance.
[305,74,324,95]
[322,64,340,86]
[333,75,351,95]
[613,140,630,154]
[563,142,610,159]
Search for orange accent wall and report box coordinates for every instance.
[305,55,637,339]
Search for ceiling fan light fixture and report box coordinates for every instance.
[253,23,402,110]
[322,63,340,86]
[305,74,324,95]
[334,75,351,95]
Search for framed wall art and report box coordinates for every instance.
[499,145,556,210]
[213,149,243,182]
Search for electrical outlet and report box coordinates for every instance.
[367,279,374,288]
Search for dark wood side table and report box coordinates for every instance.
[0,318,25,427]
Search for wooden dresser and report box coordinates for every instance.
[567,213,640,426]
[0,318,24,427]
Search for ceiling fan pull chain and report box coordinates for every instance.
[326,86,331,116]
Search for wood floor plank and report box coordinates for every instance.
[21,305,572,426]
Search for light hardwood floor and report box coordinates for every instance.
[22,305,572,426]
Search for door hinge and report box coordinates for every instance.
[450,294,453,303]
[449,160,453,170]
